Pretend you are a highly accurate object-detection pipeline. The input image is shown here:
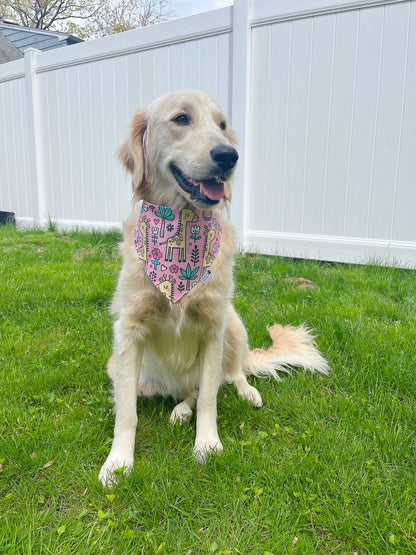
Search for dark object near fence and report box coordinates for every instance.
[0,211,16,226]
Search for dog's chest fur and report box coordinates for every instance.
[135,281,231,398]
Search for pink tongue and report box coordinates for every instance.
[201,180,225,201]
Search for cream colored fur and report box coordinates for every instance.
[98,89,329,487]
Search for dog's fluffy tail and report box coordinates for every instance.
[244,324,329,380]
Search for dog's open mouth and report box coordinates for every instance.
[171,165,225,205]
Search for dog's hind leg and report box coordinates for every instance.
[223,308,263,408]
[231,372,263,408]
[106,353,115,381]
[170,389,198,424]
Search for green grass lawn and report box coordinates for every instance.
[1,225,415,554]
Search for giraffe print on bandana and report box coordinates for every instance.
[134,201,222,303]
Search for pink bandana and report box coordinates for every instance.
[134,201,222,303]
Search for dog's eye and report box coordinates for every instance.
[173,114,190,126]
[220,121,227,130]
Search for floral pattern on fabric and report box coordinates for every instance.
[134,201,222,303]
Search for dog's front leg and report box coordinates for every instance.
[193,331,224,462]
[99,321,143,487]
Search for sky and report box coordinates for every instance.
[171,0,233,19]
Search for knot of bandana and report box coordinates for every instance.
[134,201,222,303]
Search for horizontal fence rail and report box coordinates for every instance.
[0,0,415,267]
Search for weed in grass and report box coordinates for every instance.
[1,227,416,554]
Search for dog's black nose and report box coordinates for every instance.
[210,145,239,172]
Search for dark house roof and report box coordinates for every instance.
[0,20,83,63]
[0,30,23,63]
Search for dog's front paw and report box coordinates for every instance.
[98,455,133,488]
[193,437,223,463]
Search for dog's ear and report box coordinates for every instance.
[118,109,148,198]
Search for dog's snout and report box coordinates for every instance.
[210,145,239,172]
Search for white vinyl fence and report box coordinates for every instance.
[1,0,415,267]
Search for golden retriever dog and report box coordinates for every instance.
[99,89,328,487]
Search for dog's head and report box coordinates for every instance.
[119,89,238,209]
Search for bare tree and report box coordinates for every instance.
[74,0,174,39]
[1,0,101,31]
[0,0,174,38]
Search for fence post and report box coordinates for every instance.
[25,48,46,226]
[229,0,251,250]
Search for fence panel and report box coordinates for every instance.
[246,0,416,265]
[0,61,34,222]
